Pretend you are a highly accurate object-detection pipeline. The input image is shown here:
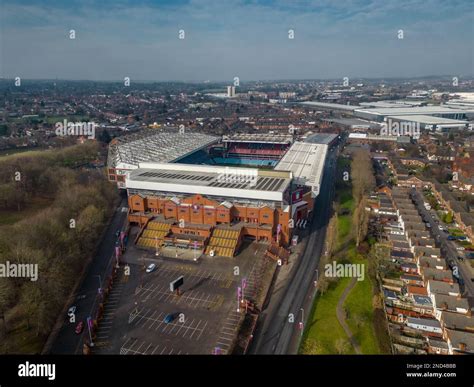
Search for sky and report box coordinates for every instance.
[0,0,473,81]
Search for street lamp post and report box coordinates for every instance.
[314,269,319,288]
[95,275,102,294]
[87,317,94,347]
[300,308,304,335]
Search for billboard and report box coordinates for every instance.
[170,276,184,292]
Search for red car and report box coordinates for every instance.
[75,321,84,334]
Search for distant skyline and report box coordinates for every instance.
[1,0,473,82]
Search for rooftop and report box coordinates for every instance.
[304,132,339,145]
[274,141,327,197]
[355,105,474,116]
[126,163,292,202]
[222,133,294,144]
[387,115,469,125]
[107,129,219,169]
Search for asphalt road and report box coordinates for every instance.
[49,197,128,354]
[411,189,474,297]
[250,144,338,354]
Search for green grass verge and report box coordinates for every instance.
[343,255,381,354]
[300,162,384,354]
[300,277,355,354]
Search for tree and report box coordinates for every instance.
[0,278,15,336]
[351,150,375,246]
[301,339,322,354]
[326,212,339,254]
[353,197,369,247]
[335,338,349,354]
[98,129,111,144]
[444,212,453,224]
[318,276,330,296]
[351,149,375,202]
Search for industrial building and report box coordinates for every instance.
[298,101,474,124]
[385,115,469,132]
[353,106,474,122]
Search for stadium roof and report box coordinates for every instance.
[222,133,294,144]
[275,142,327,197]
[107,129,219,169]
[304,133,338,145]
[126,163,292,202]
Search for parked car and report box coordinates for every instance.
[75,321,84,334]
[456,246,465,251]
[447,236,456,241]
[146,263,157,273]
[164,313,177,324]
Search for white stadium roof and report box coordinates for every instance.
[274,141,327,197]
[126,163,292,203]
[107,129,219,169]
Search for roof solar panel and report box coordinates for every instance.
[254,177,269,190]
[261,178,275,190]
[266,178,280,191]
[273,179,285,191]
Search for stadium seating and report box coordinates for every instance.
[137,221,172,249]
[205,228,241,258]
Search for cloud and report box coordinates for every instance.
[1,0,472,80]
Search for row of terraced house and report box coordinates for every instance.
[369,186,473,355]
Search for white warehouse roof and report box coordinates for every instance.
[387,115,468,126]
[274,142,327,197]
[355,105,474,117]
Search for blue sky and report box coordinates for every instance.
[1,0,473,81]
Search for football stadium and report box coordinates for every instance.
[107,129,331,259]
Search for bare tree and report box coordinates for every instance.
[335,338,349,354]
[353,197,369,246]
[301,339,322,354]
[351,149,375,246]
[0,278,15,336]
